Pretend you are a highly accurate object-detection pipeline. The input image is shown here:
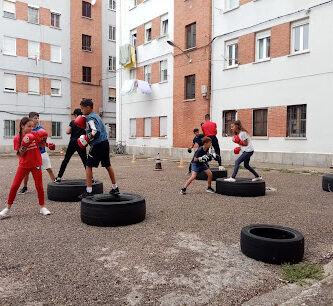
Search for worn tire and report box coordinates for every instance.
[241,224,304,264]
[81,193,146,227]
[322,174,333,192]
[196,168,228,181]
[216,178,265,197]
[47,179,103,202]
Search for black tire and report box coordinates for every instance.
[322,174,333,192]
[241,224,304,265]
[47,179,103,202]
[81,193,146,227]
[216,178,265,197]
[196,168,228,181]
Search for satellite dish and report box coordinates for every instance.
[91,0,96,5]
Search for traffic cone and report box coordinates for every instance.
[179,158,185,168]
[154,153,162,171]
[131,154,136,163]
[60,148,64,156]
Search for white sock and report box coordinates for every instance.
[112,184,118,189]
[86,187,92,193]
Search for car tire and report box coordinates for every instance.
[81,193,146,227]
[216,177,265,197]
[196,168,228,181]
[241,224,304,265]
[47,179,103,202]
[322,174,333,192]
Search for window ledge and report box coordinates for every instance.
[82,81,92,85]
[288,50,310,57]
[51,94,62,97]
[184,47,196,53]
[108,9,116,12]
[28,92,40,95]
[50,60,62,64]
[4,90,16,93]
[223,6,239,14]
[252,136,269,140]
[129,6,137,11]
[158,136,167,139]
[82,49,93,53]
[51,136,62,139]
[157,34,168,40]
[253,58,271,64]
[108,69,116,72]
[3,136,15,139]
[49,26,61,30]
[3,53,17,57]
[27,21,40,26]
[223,65,238,71]
[143,136,151,138]
[285,137,307,140]
[159,80,168,84]
[184,98,196,102]
[3,15,16,20]
[108,39,116,42]
[82,16,93,20]
[143,40,152,45]
[129,137,137,139]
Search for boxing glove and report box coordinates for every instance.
[232,135,244,146]
[234,147,241,155]
[198,155,209,162]
[36,129,48,144]
[78,134,90,148]
[46,143,56,150]
[20,133,36,152]
[211,153,221,161]
[188,148,192,153]
[74,115,87,130]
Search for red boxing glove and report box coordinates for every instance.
[74,115,86,130]
[78,134,90,148]
[232,135,244,146]
[36,129,48,144]
[46,143,56,150]
[234,147,241,155]
[20,133,36,152]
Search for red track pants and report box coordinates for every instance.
[8,166,44,206]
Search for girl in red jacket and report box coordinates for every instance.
[0,117,51,218]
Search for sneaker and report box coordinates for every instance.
[40,207,51,215]
[224,177,236,182]
[18,187,28,195]
[109,187,120,195]
[252,176,263,182]
[206,187,215,193]
[54,177,62,183]
[218,166,226,171]
[79,191,93,199]
[0,207,9,217]
[180,188,186,195]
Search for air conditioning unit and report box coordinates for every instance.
[201,85,207,97]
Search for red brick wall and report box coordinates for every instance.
[137,0,144,4]
[151,62,159,84]
[151,16,161,40]
[136,66,144,80]
[268,106,287,137]
[136,24,145,46]
[39,121,52,137]
[16,75,28,93]
[136,118,144,137]
[16,1,28,21]
[16,38,28,57]
[151,117,160,137]
[39,7,51,26]
[40,78,51,95]
[271,23,291,58]
[239,33,255,65]
[237,109,253,136]
[40,43,50,61]
[240,0,253,5]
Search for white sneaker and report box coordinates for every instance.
[40,207,51,215]
[219,166,226,171]
[0,207,9,217]
[224,177,236,182]
[252,176,263,182]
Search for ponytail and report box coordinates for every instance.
[18,117,32,155]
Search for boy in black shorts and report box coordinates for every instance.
[181,137,215,195]
[187,128,204,174]
[78,99,119,198]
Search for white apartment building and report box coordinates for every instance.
[211,0,333,167]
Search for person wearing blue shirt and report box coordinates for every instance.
[187,128,205,174]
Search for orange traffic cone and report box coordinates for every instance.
[179,158,185,168]
[154,153,162,171]
[131,154,136,163]
[60,148,64,156]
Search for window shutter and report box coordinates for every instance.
[159,117,167,137]
[4,74,16,91]
[4,37,16,55]
[29,77,39,94]
[144,118,151,137]
[3,1,15,13]
[130,119,136,137]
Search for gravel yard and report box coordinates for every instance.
[0,154,332,305]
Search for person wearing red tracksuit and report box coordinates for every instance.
[0,117,51,218]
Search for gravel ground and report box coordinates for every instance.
[0,155,332,306]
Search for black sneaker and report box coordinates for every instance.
[18,187,28,195]
[79,191,93,199]
[109,187,120,195]
[54,177,62,183]
[180,187,186,195]
[206,187,215,193]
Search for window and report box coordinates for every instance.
[225,0,239,11]
[83,67,92,83]
[223,110,236,136]
[3,0,15,19]
[109,25,116,41]
[226,41,238,68]
[253,109,268,136]
[52,122,61,138]
[82,34,91,51]
[185,74,195,100]
[4,120,16,137]
[28,6,39,24]
[130,29,137,47]
[51,12,60,28]
[51,45,61,62]
[28,77,39,94]
[108,123,116,139]
[129,69,136,80]
[51,79,61,96]
[130,119,136,137]
[159,116,167,137]
[161,14,168,36]
[109,56,116,71]
[144,118,151,137]
[144,65,151,84]
[130,0,137,9]
[287,105,306,137]
[3,36,16,56]
[82,1,91,18]
[256,31,270,61]
[109,0,116,10]
[145,22,152,43]
[109,88,116,102]
[4,74,16,92]
[160,60,168,82]
[186,23,196,49]
[28,41,40,59]
[291,20,309,54]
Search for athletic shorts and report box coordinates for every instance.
[191,162,208,174]
[87,140,111,168]
[41,152,52,170]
